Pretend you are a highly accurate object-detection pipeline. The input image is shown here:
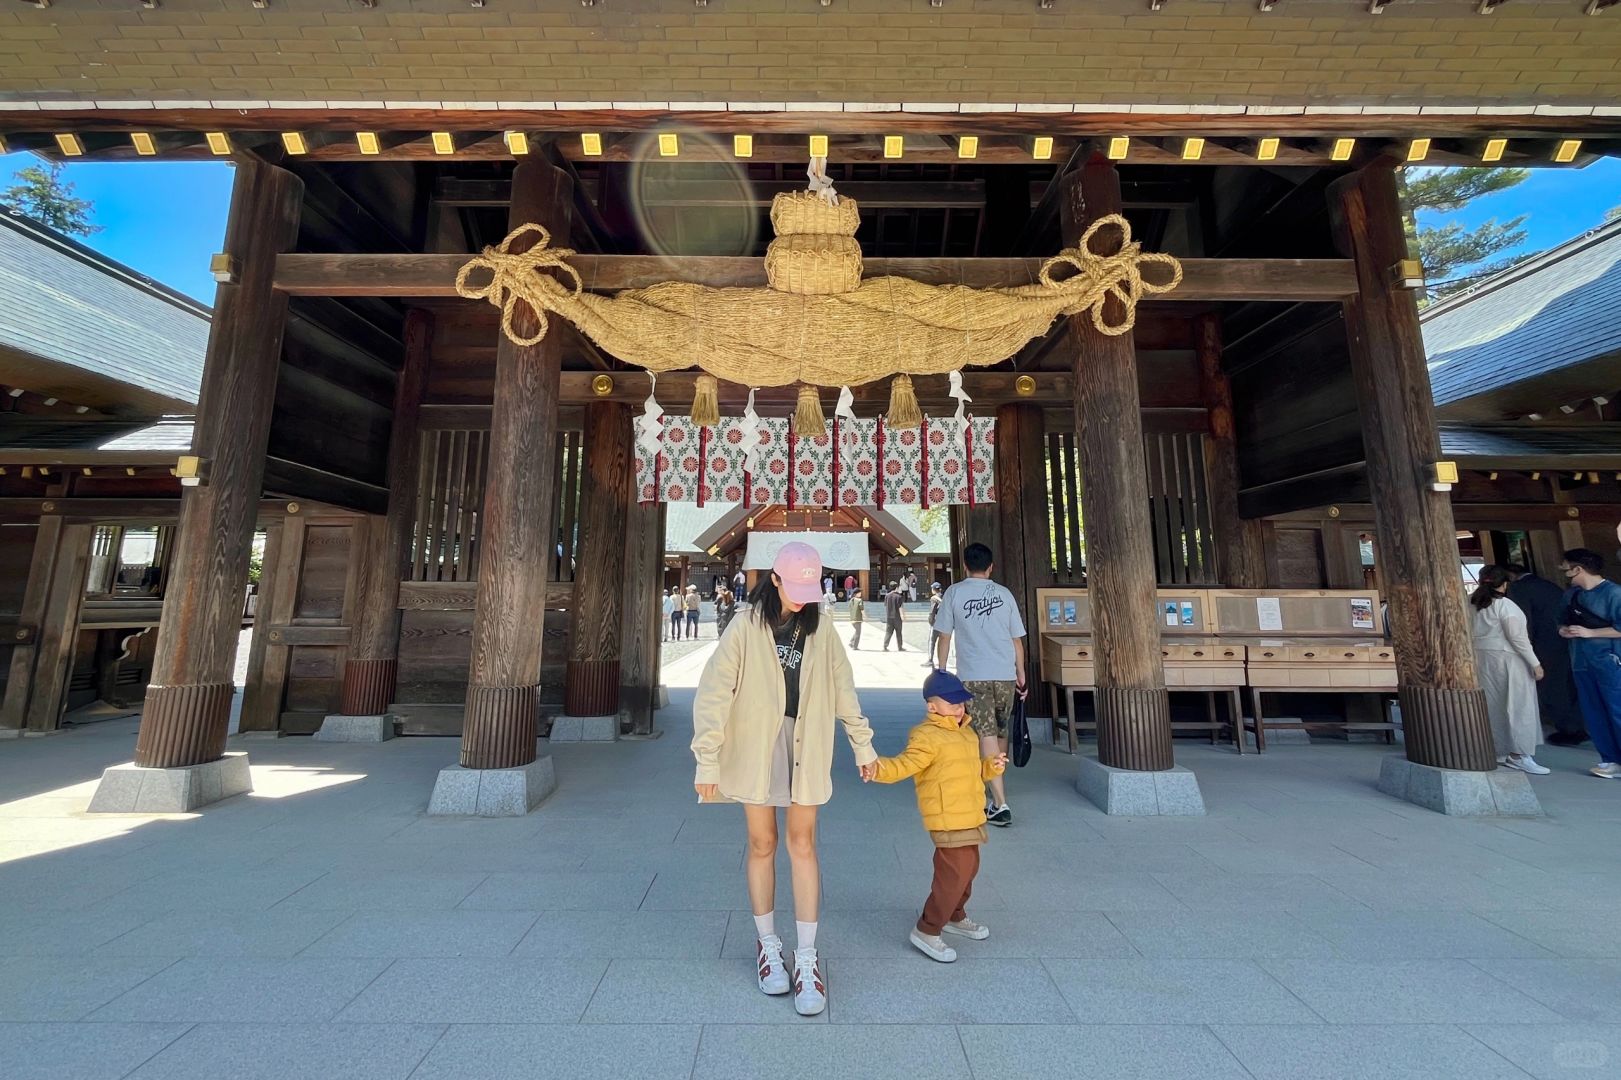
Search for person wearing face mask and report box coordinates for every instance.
[1558,547,1621,780]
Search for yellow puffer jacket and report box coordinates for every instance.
[873,711,1004,832]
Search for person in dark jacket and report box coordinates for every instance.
[1506,563,1586,745]
[883,581,907,652]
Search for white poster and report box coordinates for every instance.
[1257,597,1284,632]
[1350,597,1375,631]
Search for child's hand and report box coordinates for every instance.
[859,762,878,782]
[990,752,1008,775]
[695,783,721,801]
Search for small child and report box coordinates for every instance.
[866,669,1007,962]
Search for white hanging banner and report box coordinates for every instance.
[744,530,870,572]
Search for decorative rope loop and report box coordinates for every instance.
[1037,213,1184,336]
[454,224,583,347]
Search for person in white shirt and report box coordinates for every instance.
[1470,565,1548,774]
[933,543,1027,826]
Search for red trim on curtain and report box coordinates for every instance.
[787,423,797,511]
[696,426,708,508]
[920,416,931,510]
[875,416,886,511]
[965,415,976,508]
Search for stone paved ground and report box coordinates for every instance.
[3,640,1621,1079]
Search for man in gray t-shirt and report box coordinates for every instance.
[934,543,1028,826]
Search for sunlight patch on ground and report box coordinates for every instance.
[246,764,366,799]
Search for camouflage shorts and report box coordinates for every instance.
[962,680,1014,739]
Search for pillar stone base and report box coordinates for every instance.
[1077,757,1206,816]
[314,714,395,743]
[548,715,617,742]
[1377,754,1542,817]
[428,756,556,817]
[88,752,252,813]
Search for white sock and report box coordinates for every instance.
[797,920,818,951]
[754,912,775,939]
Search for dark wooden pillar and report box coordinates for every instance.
[1,517,94,732]
[993,403,1052,706]
[1331,161,1494,772]
[565,401,632,716]
[135,160,302,769]
[1195,314,1267,588]
[1061,158,1173,771]
[620,499,665,735]
[339,308,432,715]
[459,160,574,771]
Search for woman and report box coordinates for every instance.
[1471,565,1549,775]
[716,586,736,635]
[664,587,679,642]
[691,541,878,1018]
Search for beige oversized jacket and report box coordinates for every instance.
[691,611,878,806]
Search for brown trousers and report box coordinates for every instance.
[918,844,980,935]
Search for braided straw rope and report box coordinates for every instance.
[455,214,1181,386]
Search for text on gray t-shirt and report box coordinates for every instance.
[934,578,1027,682]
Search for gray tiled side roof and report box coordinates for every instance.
[1423,219,1621,408]
[98,419,194,452]
[1438,421,1621,459]
[0,209,208,407]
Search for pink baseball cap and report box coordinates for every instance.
[772,541,825,606]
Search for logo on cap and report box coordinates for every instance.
[800,567,816,580]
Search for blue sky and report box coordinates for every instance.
[1,150,1618,306]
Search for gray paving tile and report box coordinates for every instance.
[458,871,655,911]
[1261,959,1566,1024]
[1043,959,1320,1024]
[1210,1023,1533,1079]
[576,841,744,873]
[1311,868,1541,912]
[302,910,540,958]
[1470,959,1621,1023]
[512,909,727,958]
[1462,1023,1621,1079]
[0,1021,190,1080]
[1105,910,1339,959]
[412,1024,700,1080]
[93,870,331,913]
[961,1024,1253,1080]
[991,871,1188,911]
[99,910,351,959]
[583,958,826,1024]
[123,1023,444,1080]
[89,958,389,1023]
[273,870,489,911]
[0,909,157,955]
[1474,911,1621,959]
[697,1024,973,1080]
[336,958,607,1023]
[0,956,178,1020]
[639,870,755,911]
[1291,910,1556,960]
[1151,871,1370,911]
[827,958,1075,1024]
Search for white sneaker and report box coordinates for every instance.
[1504,755,1551,776]
[1591,762,1621,779]
[755,935,790,996]
[792,946,826,1016]
[909,929,958,963]
[942,917,990,940]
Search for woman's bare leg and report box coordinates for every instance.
[743,804,779,916]
[784,804,821,923]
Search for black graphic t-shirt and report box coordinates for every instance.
[774,616,807,718]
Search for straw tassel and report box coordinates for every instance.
[691,373,720,428]
[887,373,922,430]
[793,385,826,436]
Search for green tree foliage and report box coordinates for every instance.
[1,161,101,236]
[1399,167,1529,300]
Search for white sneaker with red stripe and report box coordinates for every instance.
[756,935,790,996]
[792,946,826,1016]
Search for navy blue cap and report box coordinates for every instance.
[922,669,975,704]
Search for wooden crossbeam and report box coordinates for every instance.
[437,177,990,210]
[274,253,1356,301]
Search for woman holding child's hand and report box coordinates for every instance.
[690,543,878,1019]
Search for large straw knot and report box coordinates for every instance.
[1038,214,1183,336]
[455,224,584,347]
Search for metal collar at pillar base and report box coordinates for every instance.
[564,658,621,718]
[134,682,234,769]
[1397,686,1497,772]
[460,685,540,770]
[1095,686,1175,772]
[339,658,398,717]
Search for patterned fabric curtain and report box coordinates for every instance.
[636,416,996,507]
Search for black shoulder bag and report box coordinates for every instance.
[1009,694,1032,768]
